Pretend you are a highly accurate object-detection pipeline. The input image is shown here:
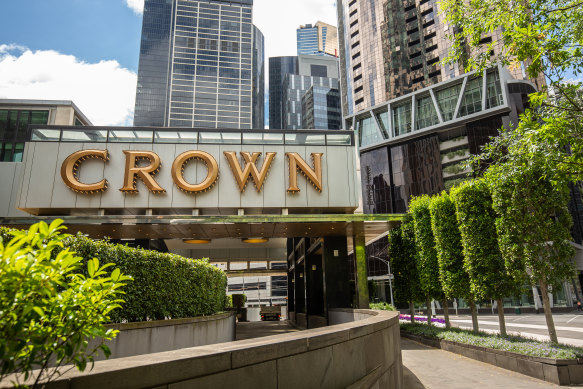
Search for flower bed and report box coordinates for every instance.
[400,322,583,359]
[399,314,446,326]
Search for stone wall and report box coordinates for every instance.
[2,309,402,389]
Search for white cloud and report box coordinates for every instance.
[254,0,337,58]
[0,46,137,126]
[125,0,144,15]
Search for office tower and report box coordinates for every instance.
[134,0,264,129]
[297,22,339,57]
[268,56,298,129]
[301,85,342,129]
[281,55,340,130]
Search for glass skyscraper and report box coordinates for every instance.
[301,85,341,130]
[296,22,339,57]
[268,56,298,129]
[134,0,264,129]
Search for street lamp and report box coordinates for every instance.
[368,255,394,308]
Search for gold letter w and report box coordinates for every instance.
[224,152,276,192]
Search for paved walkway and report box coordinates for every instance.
[402,338,579,388]
[235,320,299,340]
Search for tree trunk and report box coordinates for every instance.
[426,296,432,326]
[409,301,415,323]
[469,300,479,333]
[496,297,507,337]
[539,279,559,343]
[442,299,451,329]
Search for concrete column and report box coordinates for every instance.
[353,224,369,309]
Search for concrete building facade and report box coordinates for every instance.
[0,99,91,163]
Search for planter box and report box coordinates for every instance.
[401,332,583,386]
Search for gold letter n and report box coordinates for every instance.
[286,152,323,193]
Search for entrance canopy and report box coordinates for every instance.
[0,214,404,242]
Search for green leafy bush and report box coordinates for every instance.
[0,227,227,323]
[0,220,129,387]
[401,322,583,359]
[232,294,247,309]
[370,302,396,311]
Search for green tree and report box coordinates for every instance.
[429,192,479,333]
[388,218,422,323]
[451,180,521,337]
[439,0,583,183]
[409,196,447,327]
[0,220,129,388]
[484,153,576,343]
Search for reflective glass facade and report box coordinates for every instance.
[0,110,48,162]
[282,75,339,129]
[355,71,538,213]
[297,22,339,57]
[268,56,298,129]
[337,0,537,117]
[134,0,264,129]
[301,85,341,129]
[297,25,319,55]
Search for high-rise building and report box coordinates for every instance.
[268,56,298,129]
[281,55,340,130]
[297,21,339,57]
[134,0,264,129]
[301,85,342,129]
[337,0,534,117]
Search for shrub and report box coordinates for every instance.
[0,220,129,387]
[370,302,396,311]
[232,294,247,309]
[388,218,422,320]
[0,227,227,323]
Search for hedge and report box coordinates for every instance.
[0,227,227,323]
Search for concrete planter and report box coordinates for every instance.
[401,332,583,386]
[1,310,403,389]
[91,311,236,360]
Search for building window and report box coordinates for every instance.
[357,115,382,147]
[436,84,462,121]
[486,70,503,109]
[416,95,439,130]
[310,64,328,78]
[392,102,412,136]
[458,77,483,117]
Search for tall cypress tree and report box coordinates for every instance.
[429,191,479,333]
[410,196,447,327]
[388,217,422,323]
[451,179,520,337]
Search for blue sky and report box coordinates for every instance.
[0,0,337,126]
[1,0,142,71]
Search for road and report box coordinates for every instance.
[442,313,583,346]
